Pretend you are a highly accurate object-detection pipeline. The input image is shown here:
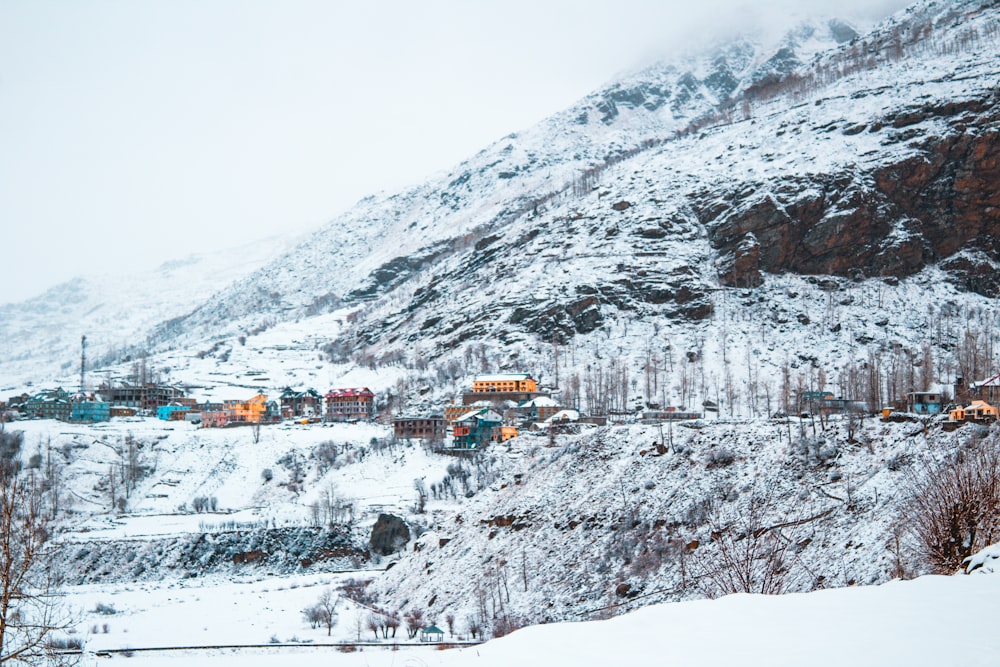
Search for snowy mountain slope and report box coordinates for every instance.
[298,0,1000,411]
[123,0,1000,412]
[0,235,295,389]
[369,416,996,625]
[140,17,864,346]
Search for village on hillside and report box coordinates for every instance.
[3,361,999,448]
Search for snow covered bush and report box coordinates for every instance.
[964,543,1000,574]
[704,447,736,468]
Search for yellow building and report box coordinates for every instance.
[949,400,998,422]
[473,373,537,393]
[497,426,519,442]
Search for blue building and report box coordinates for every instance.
[157,404,191,420]
[451,408,502,449]
[906,391,945,415]
[70,399,110,422]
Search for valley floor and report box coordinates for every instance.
[66,561,1000,666]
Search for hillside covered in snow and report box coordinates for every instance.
[3,1,1000,663]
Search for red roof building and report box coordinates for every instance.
[325,387,375,421]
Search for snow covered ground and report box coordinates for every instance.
[62,555,1000,666]
[12,416,453,533]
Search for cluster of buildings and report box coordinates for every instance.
[3,382,376,428]
[873,374,1000,427]
[393,373,590,450]
[796,373,1000,427]
[8,367,998,446]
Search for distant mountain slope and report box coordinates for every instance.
[0,236,292,389]
[129,1,999,396]
[9,0,999,404]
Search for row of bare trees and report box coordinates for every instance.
[1,427,75,665]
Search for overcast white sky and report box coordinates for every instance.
[0,0,910,304]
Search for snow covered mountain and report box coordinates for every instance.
[138,15,866,341]
[7,2,997,404]
[114,0,998,409]
[0,235,294,390]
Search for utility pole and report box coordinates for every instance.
[80,334,87,393]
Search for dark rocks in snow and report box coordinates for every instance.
[827,18,859,44]
[940,251,1000,297]
[717,233,763,288]
[694,94,1000,296]
[369,513,411,556]
[54,526,366,585]
[508,296,604,344]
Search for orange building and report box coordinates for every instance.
[223,394,270,424]
[472,374,537,394]
[949,400,998,422]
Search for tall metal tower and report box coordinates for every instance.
[80,334,87,393]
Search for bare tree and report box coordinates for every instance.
[366,613,382,640]
[302,589,339,636]
[384,612,400,638]
[696,487,797,597]
[413,479,428,514]
[403,608,424,639]
[903,436,1000,574]
[466,616,481,640]
[1,465,74,664]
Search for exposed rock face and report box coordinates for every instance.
[55,526,367,585]
[369,513,411,556]
[699,95,1000,296]
[718,233,763,288]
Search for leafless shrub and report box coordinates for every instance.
[403,609,424,639]
[312,441,339,475]
[1,465,75,664]
[338,578,374,606]
[705,447,736,468]
[466,616,481,640]
[0,430,24,476]
[903,438,1000,574]
[696,486,797,597]
[683,497,714,527]
[94,603,116,615]
[492,613,528,638]
[887,452,912,472]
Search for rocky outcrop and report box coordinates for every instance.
[369,513,411,556]
[717,233,763,288]
[55,526,367,585]
[698,95,1000,296]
